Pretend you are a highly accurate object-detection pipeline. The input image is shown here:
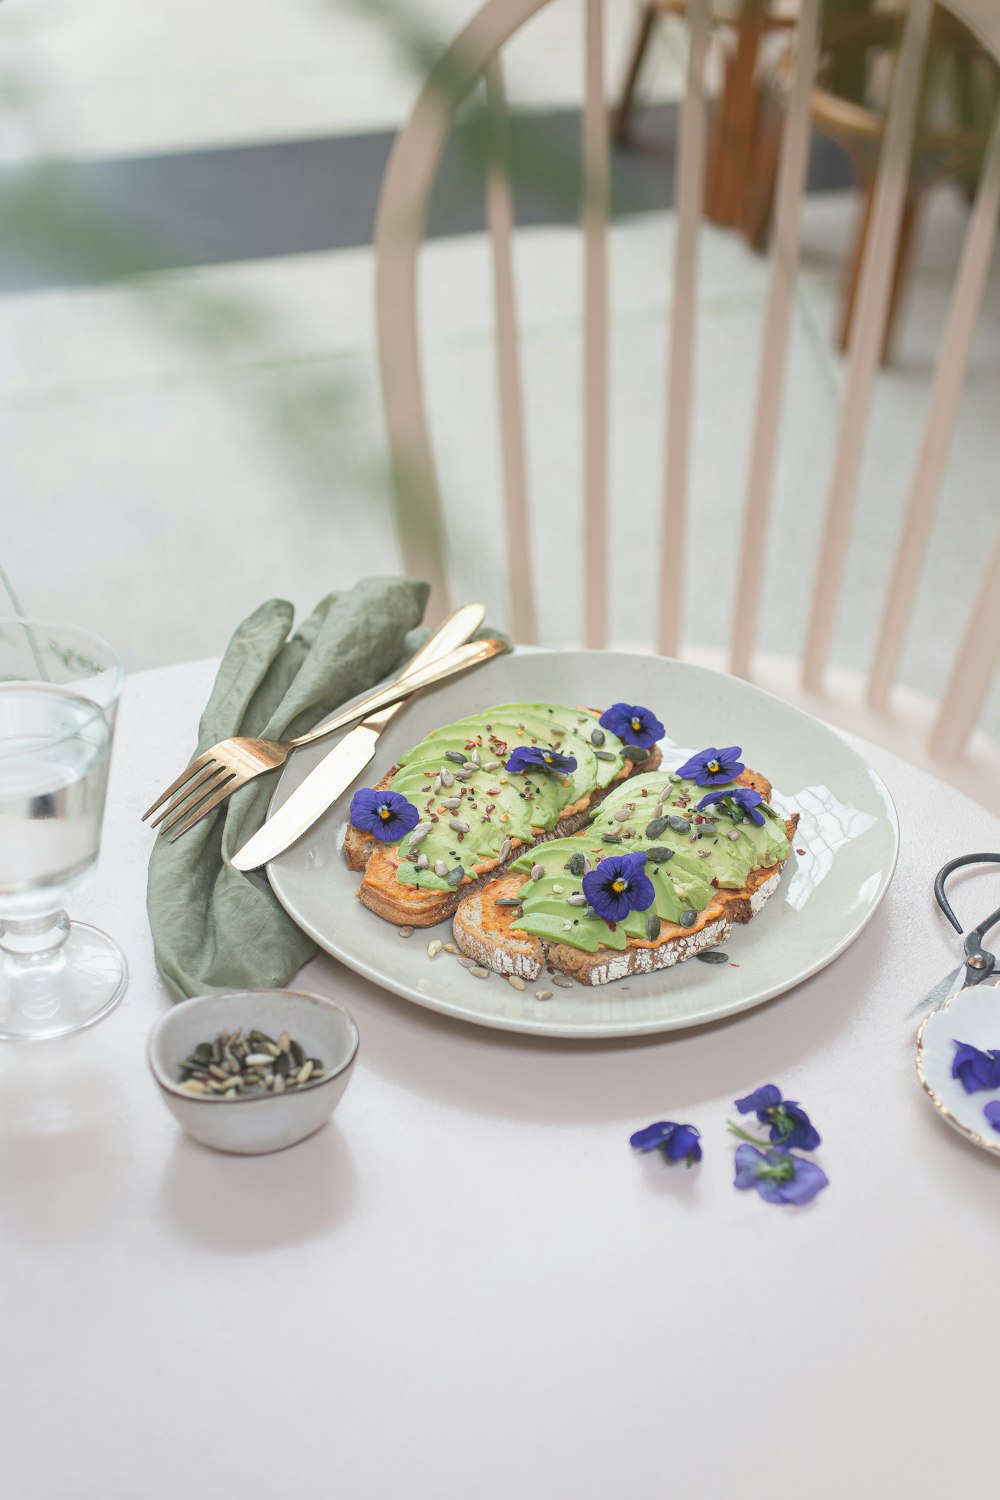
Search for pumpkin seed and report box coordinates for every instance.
[565,851,586,877]
[590,727,605,746]
[445,865,465,887]
[645,910,662,942]
[696,950,729,964]
[595,750,616,762]
[679,909,698,928]
[646,845,674,862]
[493,897,523,907]
[644,816,668,839]
[623,744,649,760]
[668,815,691,833]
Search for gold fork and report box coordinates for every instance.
[143,605,498,841]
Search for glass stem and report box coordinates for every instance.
[0,911,71,962]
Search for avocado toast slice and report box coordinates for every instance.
[452,767,798,984]
[345,703,661,927]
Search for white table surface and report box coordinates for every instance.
[4,658,1000,1500]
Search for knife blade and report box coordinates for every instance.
[231,725,381,871]
[231,602,493,872]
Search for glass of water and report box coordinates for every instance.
[0,617,127,1040]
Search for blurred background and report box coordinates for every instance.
[2,0,998,746]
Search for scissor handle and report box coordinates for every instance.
[934,854,1000,982]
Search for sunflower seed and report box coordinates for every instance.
[595,750,616,762]
[530,863,544,881]
[409,822,432,844]
[445,750,466,764]
[441,797,462,811]
[457,955,478,969]
[728,830,741,842]
[470,747,481,767]
[499,837,513,863]
[624,826,637,839]
[272,1074,286,1094]
[434,860,449,877]
[668,773,682,783]
[483,760,501,771]
[696,950,729,964]
[440,769,455,787]
[433,775,442,792]
[623,744,649,761]
[244,1052,273,1068]
[179,1080,207,1094]
[416,854,429,870]
[567,893,587,906]
[646,845,674,863]
[551,883,565,894]
[446,865,465,887]
[552,974,574,988]
[507,975,526,992]
[447,818,470,834]
[427,939,444,958]
[444,942,458,953]
[668,815,691,833]
[565,851,586,877]
[535,989,553,1000]
[644,816,669,839]
[645,910,662,942]
[679,909,698,928]
[398,926,414,938]
[470,966,491,980]
[461,762,477,774]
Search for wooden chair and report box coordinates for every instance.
[373,0,1000,811]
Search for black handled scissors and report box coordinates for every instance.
[914,854,1000,1014]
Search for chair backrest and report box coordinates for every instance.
[374,0,1000,807]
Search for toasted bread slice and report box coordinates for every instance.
[451,767,798,984]
[346,712,662,928]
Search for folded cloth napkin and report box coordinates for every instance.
[147,576,431,1002]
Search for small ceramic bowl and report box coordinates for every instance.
[148,989,359,1155]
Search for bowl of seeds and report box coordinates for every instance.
[148,989,359,1155]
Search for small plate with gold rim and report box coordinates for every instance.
[916,982,1000,1156]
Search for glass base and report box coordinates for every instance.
[0,921,127,1041]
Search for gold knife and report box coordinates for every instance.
[231,605,498,871]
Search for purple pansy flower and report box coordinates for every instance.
[951,1040,1000,1094]
[733,1144,828,1205]
[735,1083,820,1151]
[697,786,767,828]
[676,746,746,786]
[984,1101,1000,1134]
[599,702,665,750]
[582,851,655,923]
[505,745,578,776]
[349,787,420,843]
[630,1120,702,1167]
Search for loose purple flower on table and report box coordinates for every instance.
[735,1083,821,1151]
[951,1040,1000,1094]
[984,1101,1000,1134]
[630,1120,703,1166]
[505,745,578,776]
[733,1144,828,1205]
[582,851,655,923]
[697,786,767,828]
[349,787,420,843]
[675,745,745,787]
[599,702,665,750]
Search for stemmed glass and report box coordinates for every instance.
[0,617,127,1040]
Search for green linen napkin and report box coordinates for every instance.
[147,576,432,1002]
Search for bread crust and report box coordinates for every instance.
[450,765,799,984]
[346,724,662,928]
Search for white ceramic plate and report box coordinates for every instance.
[267,651,899,1039]
[916,982,1000,1156]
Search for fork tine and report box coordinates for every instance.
[149,763,228,831]
[165,775,240,843]
[142,751,214,821]
[158,769,235,839]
